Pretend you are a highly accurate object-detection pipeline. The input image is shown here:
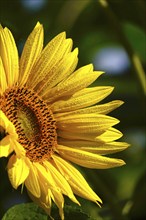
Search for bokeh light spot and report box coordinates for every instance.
[93,46,130,75]
[21,0,47,12]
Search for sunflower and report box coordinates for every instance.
[0,22,129,219]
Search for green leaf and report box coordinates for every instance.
[2,202,96,220]
[123,22,146,62]
[54,204,95,220]
[2,203,48,220]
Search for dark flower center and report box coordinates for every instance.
[0,86,57,162]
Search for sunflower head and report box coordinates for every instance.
[0,22,129,220]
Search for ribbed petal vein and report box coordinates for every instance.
[58,139,129,155]
[52,86,114,112]
[19,22,44,86]
[54,100,124,118]
[38,48,78,96]
[53,155,102,205]
[58,127,123,142]
[0,57,8,94]
[28,32,72,89]
[44,160,80,205]
[25,159,41,198]
[57,145,125,169]
[44,65,103,103]
[34,162,65,219]
[0,25,19,87]
[57,113,119,134]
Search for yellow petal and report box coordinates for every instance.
[0,25,19,87]
[57,145,125,169]
[34,162,66,220]
[54,100,124,118]
[50,189,64,220]
[28,32,72,89]
[97,127,123,142]
[0,57,8,94]
[57,113,119,134]
[44,65,103,103]
[0,111,18,157]
[59,139,129,155]
[35,162,65,219]
[44,160,79,205]
[25,159,41,198]
[53,155,102,205]
[19,22,44,86]
[0,136,13,157]
[35,162,62,189]
[58,127,123,143]
[28,190,52,216]
[11,140,25,157]
[28,167,64,220]
[0,110,18,139]
[28,163,52,214]
[7,155,29,189]
[38,48,78,97]
[52,86,114,113]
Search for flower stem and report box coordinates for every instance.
[98,0,146,95]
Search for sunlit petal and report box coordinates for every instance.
[19,22,44,86]
[7,155,29,189]
[53,155,102,205]
[57,145,125,169]
[0,25,19,87]
[25,159,41,198]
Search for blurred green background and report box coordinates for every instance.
[0,0,146,219]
